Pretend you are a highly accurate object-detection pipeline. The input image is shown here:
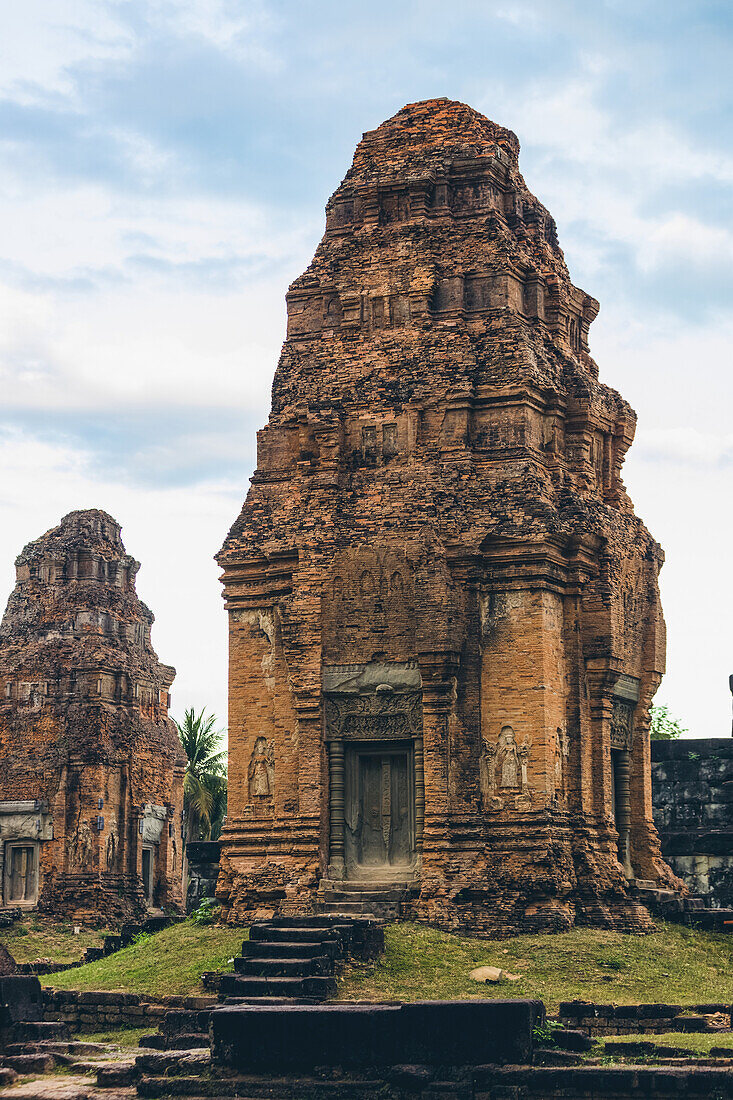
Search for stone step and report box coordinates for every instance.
[43,1041,112,1056]
[239,938,338,960]
[2,1053,57,1073]
[160,1009,213,1036]
[165,1033,210,1050]
[136,1049,211,1076]
[320,879,411,892]
[138,1033,167,1049]
[0,1068,18,1088]
[137,1074,385,1098]
[97,1062,138,1087]
[9,1020,71,1042]
[318,904,395,920]
[234,955,332,977]
[218,974,337,1000]
[249,925,344,945]
[321,886,406,900]
[317,900,374,912]
[263,915,376,931]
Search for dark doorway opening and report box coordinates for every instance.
[141,845,154,904]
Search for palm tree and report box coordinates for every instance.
[175,708,228,843]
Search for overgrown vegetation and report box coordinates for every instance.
[600,1031,733,1055]
[0,916,109,963]
[78,1027,152,1048]
[190,897,221,925]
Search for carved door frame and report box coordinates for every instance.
[324,684,424,881]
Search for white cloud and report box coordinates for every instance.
[0,174,320,414]
[0,1,133,104]
[144,0,281,66]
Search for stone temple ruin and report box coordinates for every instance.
[216,97,682,935]
[0,509,185,922]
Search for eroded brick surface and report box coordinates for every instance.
[216,99,680,934]
[0,509,185,922]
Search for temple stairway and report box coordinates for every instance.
[217,915,384,1002]
[316,877,414,919]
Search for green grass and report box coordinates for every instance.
[51,920,244,996]
[338,921,733,1012]
[77,1027,152,1048]
[0,916,109,963]
[35,917,733,1011]
[601,1032,733,1055]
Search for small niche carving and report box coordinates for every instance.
[362,425,377,458]
[360,570,376,598]
[248,736,275,799]
[390,570,404,595]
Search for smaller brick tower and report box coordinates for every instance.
[0,510,185,922]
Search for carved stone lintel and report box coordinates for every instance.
[324,690,422,742]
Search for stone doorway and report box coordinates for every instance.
[344,743,415,877]
[141,844,154,905]
[4,842,38,906]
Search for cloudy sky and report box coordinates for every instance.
[0,1,730,738]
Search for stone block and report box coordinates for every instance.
[211,999,543,1072]
[0,975,42,1023]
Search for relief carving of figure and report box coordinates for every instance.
[497,726,521,788]
[105,820,118,871]
[554,727,569,798]
[248,736,275,798]
[68,820,93,871]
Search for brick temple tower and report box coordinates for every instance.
[217,99,681,934]
[0,510,185,922]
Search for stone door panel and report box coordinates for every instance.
[345,744,414,875]
[5,842,38,905]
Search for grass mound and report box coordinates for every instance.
[601,1031,733,1055]
[51,921,244,997]
[339,921,733,1011]
[15,916,733,1008]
